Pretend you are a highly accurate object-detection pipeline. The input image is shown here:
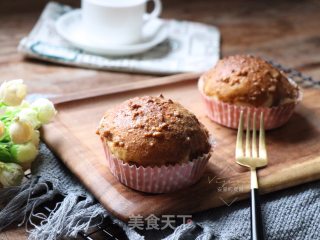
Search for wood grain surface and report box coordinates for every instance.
[42,73,320,221]
[1,0,320,239]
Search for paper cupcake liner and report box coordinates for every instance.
[101,139,212,193]
[198,77,302,130]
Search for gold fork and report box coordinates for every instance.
[236,111,267,240]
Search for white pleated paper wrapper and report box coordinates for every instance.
[102,139,212,193]
[198,77,302,130]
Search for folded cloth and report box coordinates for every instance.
[18,2,220,75]
[0,63,319,240]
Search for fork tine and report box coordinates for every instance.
[252,112,258,158]
[236,111,244,158]
[245,111,251,157]
[259,112,267,159]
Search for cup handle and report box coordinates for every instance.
[144,0,162,24]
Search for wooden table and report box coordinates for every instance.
[0,0,319,239]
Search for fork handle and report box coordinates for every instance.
[250,168,265,240]
[251,188,265,240]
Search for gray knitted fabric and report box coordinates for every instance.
[163,181,320,240]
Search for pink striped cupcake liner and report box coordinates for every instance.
[101,139,212,193]
[198,77,302,130]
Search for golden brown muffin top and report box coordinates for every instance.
[202,55,300,107]
[97,95,211,167]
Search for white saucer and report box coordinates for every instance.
[55,9,169,56]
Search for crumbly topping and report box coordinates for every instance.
[97,96,211,167]
[202,55,300,107]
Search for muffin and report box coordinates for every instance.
[198,55,302,129]
[97,95,212,193]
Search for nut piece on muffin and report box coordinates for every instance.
[97,95,211,167]
[202,55,300,107]
[198,55,302,129]
[97,95,212,193]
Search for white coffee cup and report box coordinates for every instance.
[81,0,162,46]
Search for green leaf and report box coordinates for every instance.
[0,143,12,163]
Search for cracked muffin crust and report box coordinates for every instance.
[97,95,211,167]
[202,55,300,107]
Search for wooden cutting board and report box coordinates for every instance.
[42,73,320,221]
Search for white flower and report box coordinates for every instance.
[0,79,27,106]
[0,162,24,187]
[9,119,33,144]
[31,130,40,148]
[18,108,41,129]
[32,98,57,124]
[10,142,38,164]
[19,100,30,108]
